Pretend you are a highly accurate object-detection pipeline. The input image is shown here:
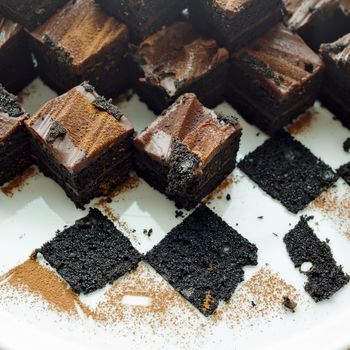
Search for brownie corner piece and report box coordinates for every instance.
[134,93,242,210]
[133,21,230,114]
[25,82,135,208]
[227,23,325,135]
[145,205,258,316]
[238,131,337,213]
[29,0,130,97]
[38,208,142,294]
[284,217,349,301]
[0,84,31,186]
[189,0,283,51]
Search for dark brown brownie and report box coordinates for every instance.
[320,33,350,129]
[134,93,242,210]
[146,205,258,316]
[25,82,135,208]
[0,84,31,186]
[38,208,142,294]
[0,17,36,93]
[132,22,230,114]
[284,217,349,301]
[227,24,325,135]
[239,131,338,213]
[29,0,130,98]
[0,0,64,30]
[284,0,350,51]
[338,162,350,185]
[189,0,283,51]
[98,0,186,42]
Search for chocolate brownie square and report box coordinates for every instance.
[320,33,350,129]
[132,22,230,114]
[239,131,338,213]
[0,0,64,30]
[0,17,36,93]
[37,208,142,294]
[227,24,325,135]
[189,0,283,51]
[98,0,186,42]
[25,82,135,208]
[0,84,31,185]
[146,205,258,316]
[284,0,350,51]
[284,217,349,301]
[134,93,242,210]
[29,0,130,97]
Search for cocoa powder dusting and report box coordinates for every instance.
[286,110,315,135]
[1,167,38,197]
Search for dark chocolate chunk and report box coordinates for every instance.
[338,163,350,186]
[145,205,258,316]
[92,96,123,121]
[45,121,67,143]
[38,208,142,294]
[239,131,338,213]
[283,217,349,302]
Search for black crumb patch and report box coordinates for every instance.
[344,138,350,153]
[216,112,239,127]
[283,217,349,302]
[46,121,67,143]
[92,96,123,121]
[175,210,184,218]
[338,162,350,186]
[239,131,338,213]
[143,228,153,237]
[282,296,297,312]
[81,81,95,93]
[0,84,25,118]
[38,208,142,294]
[145,205,258,316]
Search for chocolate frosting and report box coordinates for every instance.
[26,83,134,173]
[31,0,128,70]
[136,22,229,96]
[0,17,22,49]
[134,93,241,166]
[233,24,324,101]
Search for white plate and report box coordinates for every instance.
[0,78,350,350]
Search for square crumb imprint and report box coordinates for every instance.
[134,93,242,210]
[189,0,283,51]
[145,205,258,316]
[227,24,325,135]
[25,82,135,209]
[239,131,338,213]
[284,217,349,301]
[36,208,142,294]
[0,84,32,186]
[132,21,230,114]
[29,0,129,97]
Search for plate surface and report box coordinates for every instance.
[0,79,350,350]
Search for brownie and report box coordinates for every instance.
[146,205,258,316]
[0,84,31,186]
[98,0,186,42]
[338,162,350,186]
[189,0,283,52]
[227,24,325,135]
[25,82,135,208]
[0,0,64,30]
[284,0,350,51]
[37,208,142,294]
[132,22,230,114]
[239,131,338,213]
[0,17,36,93]
[284,217,349,301]
[29,0,130,98]
[134,93,242,210]
[320,33,350,129]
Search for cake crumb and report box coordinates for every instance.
[282,296,297,312]
[1,167,38,197]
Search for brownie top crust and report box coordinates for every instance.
[233,24,324,101]
[26,82,134,172]
[135,93,241,165]
[31,0,128,69]
[0,84,28,142]
[320,32,350,72]
[135,22,229,96]
[0,17,22,48]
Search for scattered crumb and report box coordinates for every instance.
[203,175,238,204]
[226,194,231,201]
[286,110,315,135]
[257,216,263,219]
[175,210,184,218]
[143,228,153,237]
[1,167,38,197]
[282,296,297,312]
